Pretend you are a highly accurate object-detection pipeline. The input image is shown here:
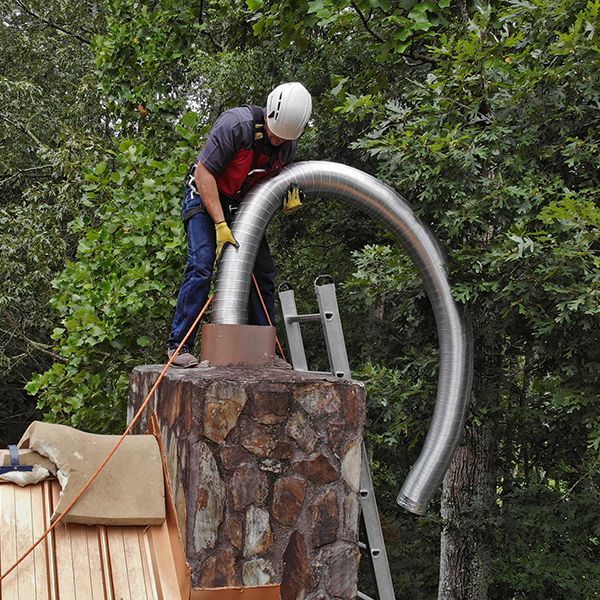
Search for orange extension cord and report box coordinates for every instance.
[252,273,287,362]
[0,274,288,585]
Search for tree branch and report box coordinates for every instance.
[0,165,52,188]
[407,45,437,66]
[560,462,598,500]
[0,327,66,362]
[0,412,37,424]
[0,114,44,147]
[350,1,385,43]
[458,0,470,23]
[15,0,91,45]
[350,2,436,65]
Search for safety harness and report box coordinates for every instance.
[238,104,276,198]
[184,105,283,222]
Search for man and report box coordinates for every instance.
[167,82,312,367]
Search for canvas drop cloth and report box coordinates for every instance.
[16,421,165,526]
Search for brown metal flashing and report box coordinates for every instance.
[148,412,192,600]
[200,324,276,367]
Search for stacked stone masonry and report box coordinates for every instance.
[129,365,366,599]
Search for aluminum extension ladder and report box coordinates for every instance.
[278,277,396,600]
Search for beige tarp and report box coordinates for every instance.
[17,421,165,526]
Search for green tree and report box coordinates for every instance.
[346,0,599,597]
[0,0,106,444]
[23,0,600,597]
[27,131,203,431]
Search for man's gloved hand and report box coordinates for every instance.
[282,182,304,216]
[215,221,239,261]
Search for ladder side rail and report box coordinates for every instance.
[360,444,396,600]
[315,282,351,379]
[278,289,310,371]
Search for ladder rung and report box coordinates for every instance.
[286,313,321,324]
[357,592,375,600]
[306,370,343,377]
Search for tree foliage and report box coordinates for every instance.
[4,0,599,597]
[0,0,105,443]
[27,126,202,430]
[346,1,600,595]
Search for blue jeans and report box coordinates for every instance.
[168,210,276,351]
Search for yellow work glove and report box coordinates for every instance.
[282,182,304,216]
[215,221,239,261]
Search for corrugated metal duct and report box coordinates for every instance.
[213,161,474,515]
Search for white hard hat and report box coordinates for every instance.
[266,82,312,140]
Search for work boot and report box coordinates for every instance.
[167,347,199,368]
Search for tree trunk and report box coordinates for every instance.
[438,420,497,600]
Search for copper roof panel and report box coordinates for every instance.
[0,479,187,599]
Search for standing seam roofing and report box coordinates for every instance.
[0,479,185,599]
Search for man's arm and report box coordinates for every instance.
[194,162,225,224]
[195,161,238,260]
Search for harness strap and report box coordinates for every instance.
[239,105,280,199]
[182,198,239,225]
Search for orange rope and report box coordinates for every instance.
[0,294,215,585]
[252,273,287,362]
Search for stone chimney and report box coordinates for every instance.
[129,364,365,598]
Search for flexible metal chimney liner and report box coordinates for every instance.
[213,161,473,515]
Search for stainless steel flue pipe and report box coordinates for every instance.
[213,161,473,515]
